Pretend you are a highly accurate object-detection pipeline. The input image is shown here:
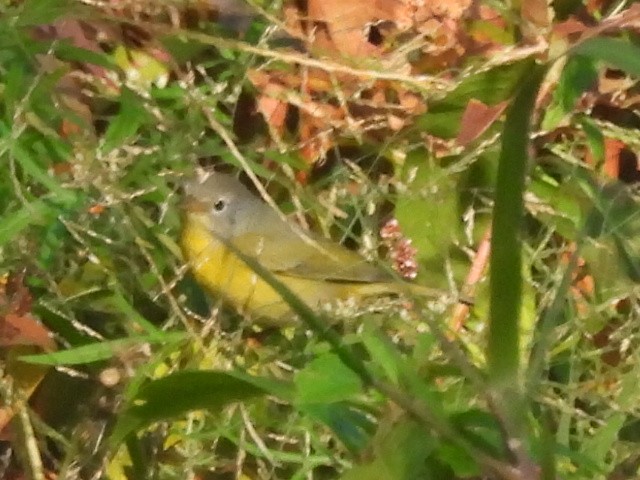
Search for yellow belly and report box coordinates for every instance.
[180,222,350,324]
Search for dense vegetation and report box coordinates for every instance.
[2,1,640,479]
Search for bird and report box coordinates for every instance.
[180,172,442,325]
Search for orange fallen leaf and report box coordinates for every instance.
[0,272,56,436]
[456,99,507,147]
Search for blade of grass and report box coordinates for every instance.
[488,63,546,384]
[572,37,640,77]
[0,199,54,246]
[18,332,186,366]
[487,62,547,473]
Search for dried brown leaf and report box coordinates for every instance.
[456,99,507,146]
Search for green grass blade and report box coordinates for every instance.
[18,332,187,365]
[0,199,54,246]
[488,64,547,384]
[572,37,640,77]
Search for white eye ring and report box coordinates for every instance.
[213,199,227,212]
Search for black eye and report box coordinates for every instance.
[213,199,226,212]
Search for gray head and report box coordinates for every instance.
[182,173,273,239]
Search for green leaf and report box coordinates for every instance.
[37,216,69,269]
[573,37,640,78]
[102,89,149,152]
[108,290,171,339]
[528,168,586,240]
[617,361,640,411]
[110,370,279,447]
[435,440,480,478]
[0,199,55,246]
[580,413,625,469]
[395,150,459,264]
[341,419,434,480]
[11,141,76,202]
[3,64,26,120]
[300,402,374,453]
[541,55,598,130]
[619,417,640,443]
[579,115,605,164]
[450,409,504,457]
[360,324,405,385]
[295,353,364,404]
[15,0,77,26]
[582,182,640,285]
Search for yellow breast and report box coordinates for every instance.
[180,219,349,324]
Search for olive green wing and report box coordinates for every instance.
[232,232,392,283]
